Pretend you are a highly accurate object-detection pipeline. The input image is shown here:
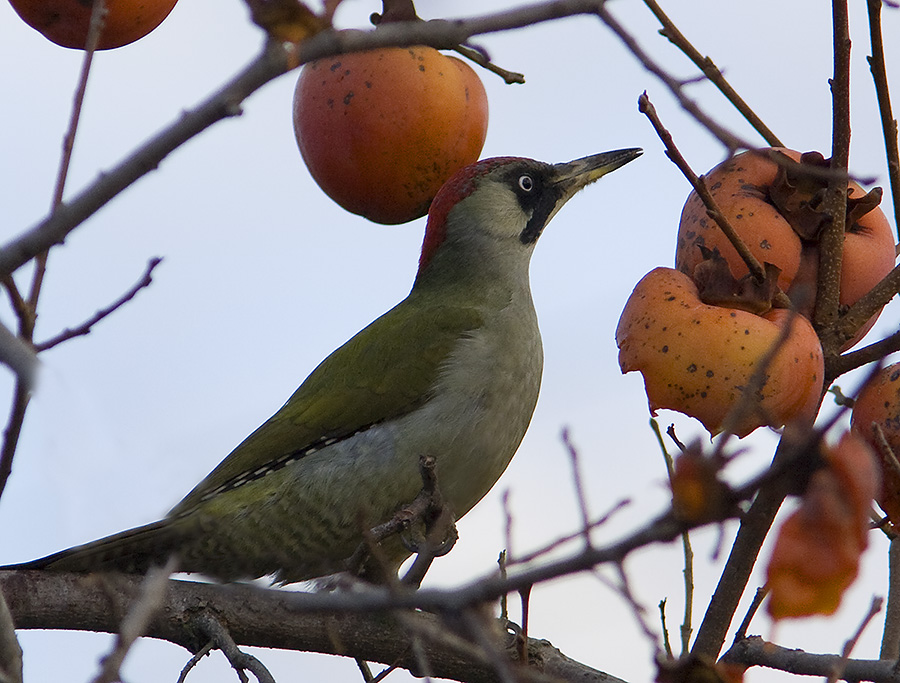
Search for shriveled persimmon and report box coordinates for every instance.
[676,148,896,346]
[616,267,824,438]
[293,46,489,225]
[8,0,178,50]
[851,362,900,523]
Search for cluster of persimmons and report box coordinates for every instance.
[617,147,899,619]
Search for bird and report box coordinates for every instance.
[4,149,641,584]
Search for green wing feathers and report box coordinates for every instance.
[171,297,484,515]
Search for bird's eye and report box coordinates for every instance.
[518,174,534,192]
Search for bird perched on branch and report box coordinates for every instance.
[4,149,641,584]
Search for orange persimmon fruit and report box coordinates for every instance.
[676,148,896,347]
[616,267,824,438]
[8,0,178,50]
[293,46,489,225]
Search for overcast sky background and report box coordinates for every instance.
[1,1,898,681]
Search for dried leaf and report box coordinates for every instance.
[765,433,877,622]
[670,443,733,523]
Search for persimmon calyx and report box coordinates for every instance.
[693,246,782,315]
[769,150,884,241]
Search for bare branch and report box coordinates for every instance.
[723,635,900,682]
[814,0,853,331]
[826,327,900,383]
[35,257,163,353]
[866,0,900,242]
[561,428,593,548]
[0,570,626,683]
[821,263,900,367]
[596,6,754,154]
[641,0,784,148]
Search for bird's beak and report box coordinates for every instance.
[551,148,643,207]
[519,148,642,244]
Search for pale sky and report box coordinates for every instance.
[1,1,898,682]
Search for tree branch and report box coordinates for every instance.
[723,635,900,682]
[34,257,162,353]
[0,571,626,683]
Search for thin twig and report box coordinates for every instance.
[828,596,884,683]
[92,557,177,683]
[35,257,163,352]
[821,264,900,367]
[650,420,693,656]
[658,599,674,659]
[176,641,214,683]
[637,91,791,307]
[0,382,31,503]
[866,0,900,242]
[508,498,629,566]
[596,6,754,154]
[732,586,768,644]
[826,327,900,382]
[561,428,593,548]
[197,613,277,683]
[642,0,784,147]
[452,43,525,84]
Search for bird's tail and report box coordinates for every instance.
[1,520,183,574]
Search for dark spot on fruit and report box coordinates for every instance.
[706,370,714,377]
[343,91,354,105]
[330,61,342,72]
[687,364,697,373]
[662,345,669,353]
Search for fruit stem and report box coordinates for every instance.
[372,0,419,24]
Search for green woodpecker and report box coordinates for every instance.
[5,149,641,583]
